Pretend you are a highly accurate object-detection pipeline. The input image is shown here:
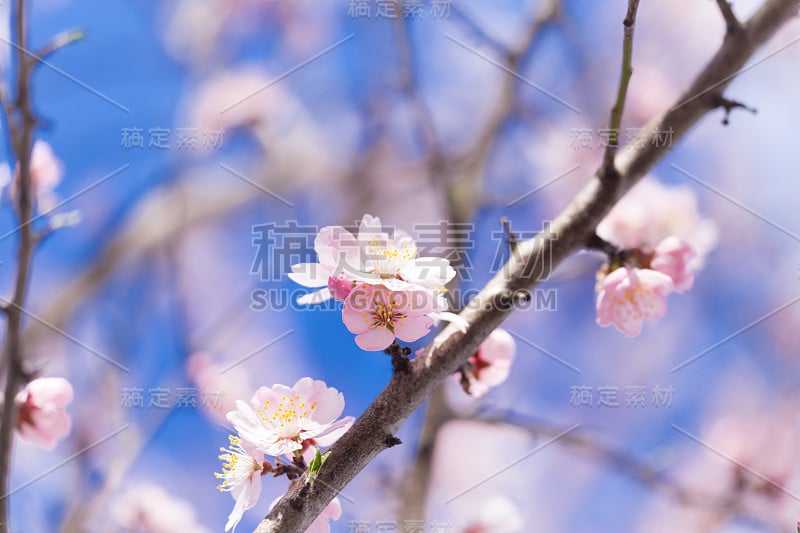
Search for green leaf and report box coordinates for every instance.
[306,449,330,485]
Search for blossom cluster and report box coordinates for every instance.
[216,377,353,532]
[290,214,465,351]
[594,179,717,336]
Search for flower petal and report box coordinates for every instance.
[287,263,330,287]
[305,416,354,447]
[225,471,261,532]
[297,288,332,305]
[394,315,433,343]
[355,328,395,351]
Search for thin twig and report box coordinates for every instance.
[474,412,763,514]
[0,0,39,530]
[602,0,641,175]
[442,0,562,224]
[712,94,757,124]
[392,2,444,172]
[716,0,744,33]
[34,29,84,61]
[501,216,519,253]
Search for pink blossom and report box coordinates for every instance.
[269,496,342,533]
[596,267,674,337]
[15,377,73,450]
[306,497,343,533]
[6,141,64,213]
[187,67,276,131]
[227,378,354,457]
[111,482,210,533]
[288,225,362,304]
[342,284,436,351]
[355,214,455,291]
[187,352,252,424]
[291,417,354,465]
[463,496,523,533]
[459,328,516,397]
[28,141,63,194]
[215,435,265,532]
[290,214,456,304]
[327,274,353,301]
[651,237,697,292]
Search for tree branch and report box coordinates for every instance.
[22,176,263,347]
[255,1,799,530]
[602,0,641,174]
[712,93,757,124]
[0,0,38,530]
[716,0,744,34]
[392,1,444,171]
[473,412,716,510]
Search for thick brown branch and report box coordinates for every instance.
[256,1,799,530]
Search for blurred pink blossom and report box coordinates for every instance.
[28,141,63,194]
[596,267,674,337]
[463,496,523,533]
[187,352,252,424]
[307,497,343,533]
[596,178,718,261]
[187,67,279,132]
[4,140,64,213]
[427,420,538,529]
[651,237,697,292]
[459,328,516,397]
[15,376,73,450]
[228,378,353,457]
[342,284,436,351]
[111,482,210,533]
[215,435,265,532]
[642,399,800,531]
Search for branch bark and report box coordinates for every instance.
[716,0,744,34]
[602,0,640,172]
[256,1,799,530]
[0,0,38,530]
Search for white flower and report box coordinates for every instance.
[215,435,265,532]
[227,378,354,457]
[289,214,456,303]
